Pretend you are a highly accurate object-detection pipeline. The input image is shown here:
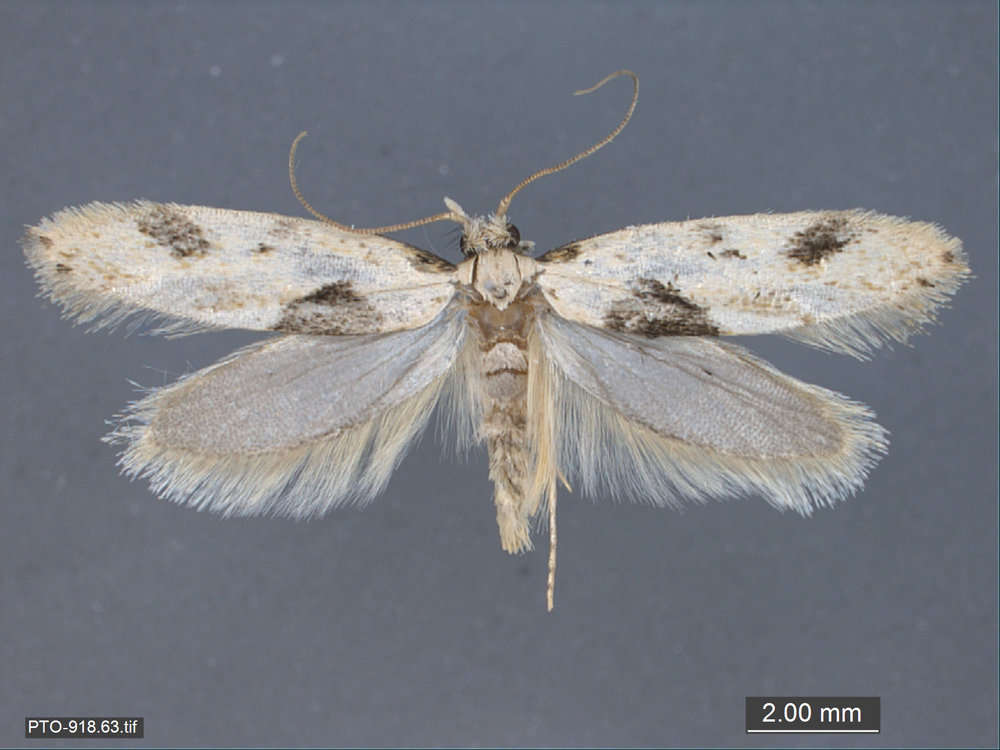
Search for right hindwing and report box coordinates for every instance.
[535,312,887,514]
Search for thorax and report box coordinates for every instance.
[456,248,539,312]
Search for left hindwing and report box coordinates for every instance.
[110,307,467,517]
[535,210,968,357]
[24,201,457,335]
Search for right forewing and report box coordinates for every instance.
[109,307,467,517]
[536,210,968,357]
[538,314,887,513]
[24,201,457,335]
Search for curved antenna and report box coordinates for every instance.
[288,131,463,235]
[495,70,639,218]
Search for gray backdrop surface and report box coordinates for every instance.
[2,2,997,747]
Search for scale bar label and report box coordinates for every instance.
[745,697,880,733]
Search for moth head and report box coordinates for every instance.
[444,197,532,257]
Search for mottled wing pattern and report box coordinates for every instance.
[536,210,968,356]
[23,201,457,335]
[537,313,886,513]
[110,308,467,517]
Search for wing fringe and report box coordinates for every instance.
[541,336,889,515]
[106,359,449,518]
[786,229,969,358]
[23,205,220,336]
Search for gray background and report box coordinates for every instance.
[2,1,996,747]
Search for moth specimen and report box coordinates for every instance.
[24,71,969,609]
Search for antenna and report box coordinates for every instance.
[495,70,639,218]
[288,131,463,234]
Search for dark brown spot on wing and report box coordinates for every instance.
[633,278,690,306]
[268,218,296,239]
[36,234,54,249]
[301,281,363,305]
[603,278,719,337]
[720,249,746,259]
[698,222,724,244]
[137,205,211,258]
[273,281,383,334]
[408,248,455,273]
[538,242,582,263]
[941,250,955,264]
[787,216,853,265]
[254,243,274,254]
[55,263,72,273]
[916,277,934,287]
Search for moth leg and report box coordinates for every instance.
[547,479,557,612]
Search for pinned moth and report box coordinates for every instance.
[24,71,969,610]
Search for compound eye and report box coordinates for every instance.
[505,223,521,248]
[459,234,470,255]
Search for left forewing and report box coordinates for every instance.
[536,210,969,356]
[23,201,457,335]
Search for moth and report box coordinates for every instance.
[23,71,969,610]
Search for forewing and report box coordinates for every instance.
[538,313,887,513]
[23,201,457,335]
[109,307,466,517]
[536,210,968,356]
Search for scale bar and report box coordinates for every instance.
[748,729,879,734]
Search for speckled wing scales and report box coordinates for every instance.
[536,210,969,357]
[537,313,887,514]
[23,201,457,335]
[108,308,467,517]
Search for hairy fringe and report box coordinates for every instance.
[22,215,218,337]
[438,335,483,459]
[786,224,969,359]
[536,339,889,516]
[106,373,448,518]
